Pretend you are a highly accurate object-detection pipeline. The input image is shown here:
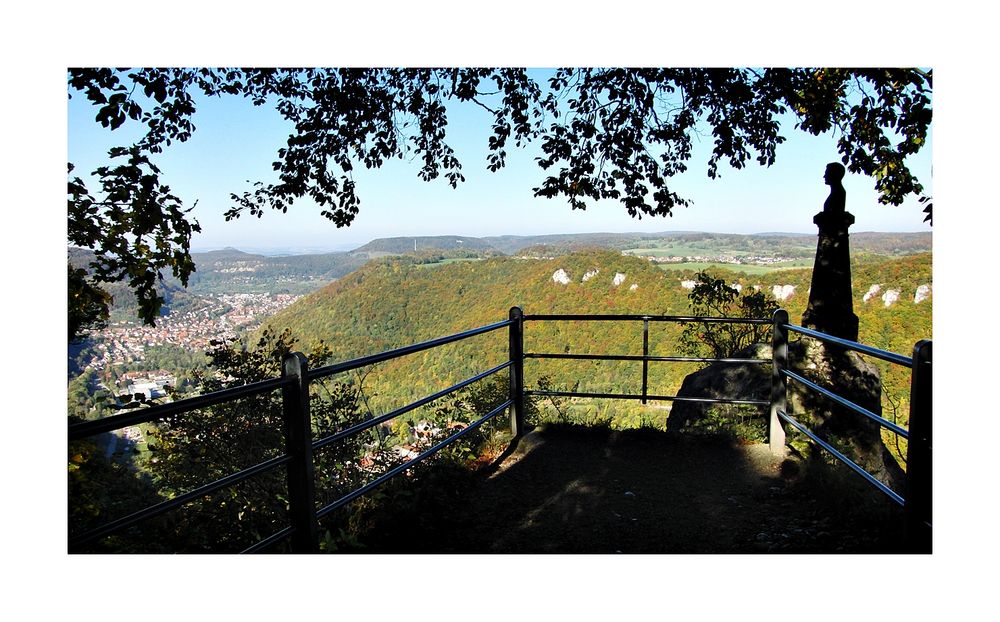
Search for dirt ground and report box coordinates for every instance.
[354,424,907,554]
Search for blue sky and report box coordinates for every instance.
[67,70,933,253]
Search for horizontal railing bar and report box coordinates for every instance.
[316,399,512,520]
[777,410,904,506]
[69,376,291,441]
[312,360,513,452]
[526,314,770,325]
[783,369,909,438]
[241,526,295,554]
[309,319,514,381]
[784,323,912,367]
[525,389,769,407]
[70,452,293,549]
[525,352,769,364]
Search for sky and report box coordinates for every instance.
[67,69,934,253]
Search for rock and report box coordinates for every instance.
[772,284,796,301]
[669,339,904,491]
[613,273,626,286]
[914,284,931,304]
[551,269,571,285]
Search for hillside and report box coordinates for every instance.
[69,246,369,313]
[350,235,498,255]
[262,250,932,433]
[349,231,932,258]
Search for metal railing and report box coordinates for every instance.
[68,306,931,552]
[769,309,932,552]
[68,315,520,553]
[523,313,772,407]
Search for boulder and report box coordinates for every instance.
[669,339,904,491]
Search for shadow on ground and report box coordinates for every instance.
[352,423,905,554]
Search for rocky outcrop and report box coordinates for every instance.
[772,285,796,301]
[552,269,571,285]
[669,340,904,491]
[881,289,900,307]
[863,284,882,303]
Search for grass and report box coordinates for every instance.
[656,260,811,275]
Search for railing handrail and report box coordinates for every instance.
[771,312,931,552]
[68,376,292,441]
[783,322,913,367]
[308,318,514,380]
[526,313,771,324]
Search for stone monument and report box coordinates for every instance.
[669,163,902,491]
[801,162,860,341]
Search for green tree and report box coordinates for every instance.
[68,68,932,340]
[143,327,370,551]
[679,271,779,360]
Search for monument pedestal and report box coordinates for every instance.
[802,210,859,342]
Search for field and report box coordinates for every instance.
[656,260,813,275]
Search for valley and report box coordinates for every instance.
[68,231,932,440]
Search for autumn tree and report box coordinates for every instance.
[679,271,780,360]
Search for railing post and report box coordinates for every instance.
[904,340,932,553]
[769,309,789,455]
[281,352,319,553]
[509,306,526,436]
[641,318,649,405]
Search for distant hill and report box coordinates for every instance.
[349,231,932,258]
[178,248,369,294]
[68,244,369,322]
[69,229,930,327]
[350,236,498,255]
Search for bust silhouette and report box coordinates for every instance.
[822,162,846,214]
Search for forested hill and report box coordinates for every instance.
[350,236,498,255]
[261,250,932,424]
[349,231,932,257]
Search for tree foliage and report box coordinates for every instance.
[679,271,780,360]
[68,67,932,339]
[144,327,370,551]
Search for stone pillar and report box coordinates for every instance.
[801,163,860,342]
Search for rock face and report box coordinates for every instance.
[552,269,571,285]
[771,284,796,301]
[881,289,900,307]
[669,340,904,492]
